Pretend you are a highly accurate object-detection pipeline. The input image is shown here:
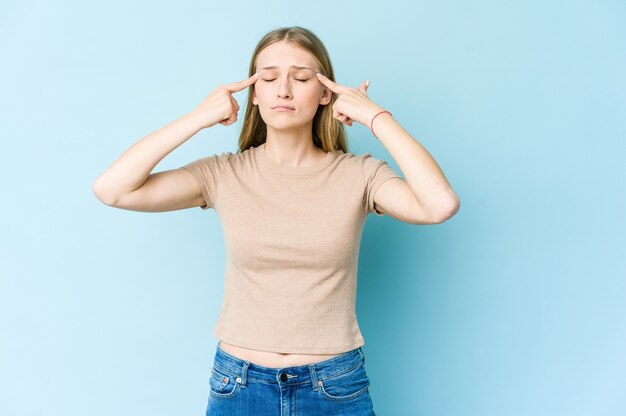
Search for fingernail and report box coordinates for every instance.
[316,72,322,77]
[365,79,370,87]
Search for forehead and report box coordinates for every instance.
[256,41,318,72]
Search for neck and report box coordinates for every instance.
[264,125,325,167]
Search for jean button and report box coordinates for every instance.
[279,372,288,382]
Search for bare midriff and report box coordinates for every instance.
[219,340,343,368]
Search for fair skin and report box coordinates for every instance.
[92,40,459,367]
[252,41,332,167]
[314,71,460,223]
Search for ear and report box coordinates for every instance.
[319,87,332,106]
[252,91,258,106]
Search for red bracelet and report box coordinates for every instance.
[370,110,392,140]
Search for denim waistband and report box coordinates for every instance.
[211,344,365,388]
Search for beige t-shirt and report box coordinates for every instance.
[181,142,402,354]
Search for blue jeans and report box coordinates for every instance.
[205,343,376,415]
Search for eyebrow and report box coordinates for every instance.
[259,65,315,71]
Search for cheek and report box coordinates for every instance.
[301,85,323,101]
[254,85,267,97]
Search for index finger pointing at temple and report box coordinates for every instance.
[223,73,259,93]
[315,73,344,93]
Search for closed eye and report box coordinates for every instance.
[262,78,309,82]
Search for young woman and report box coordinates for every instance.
[93,26,459,416]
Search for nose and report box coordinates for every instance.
[276,76,292,99]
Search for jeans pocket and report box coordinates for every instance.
[317,359,371,402]
[208,366,241,399]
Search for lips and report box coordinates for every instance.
[272,105,295,110]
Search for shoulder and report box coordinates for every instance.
[187,150,233,165]
[333,149,370,167]
[334,150,391,174]
[181,150,232,175]
[190,145,257,168]
[224,144,261,170]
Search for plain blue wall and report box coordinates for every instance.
[1,0,624,415]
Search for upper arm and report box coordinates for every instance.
[101,152,231,212]
[110,168,207,212]
[362,152,442,225]
[372,177,438,224]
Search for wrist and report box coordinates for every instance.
[182,111,209,131]
[369,109,393,140]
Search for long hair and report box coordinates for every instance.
[237,26,349,154]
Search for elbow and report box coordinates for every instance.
[92,178,119,207]
[430,196,461,224]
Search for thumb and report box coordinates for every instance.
[359,79,370,95]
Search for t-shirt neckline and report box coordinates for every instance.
[258,142,336,176]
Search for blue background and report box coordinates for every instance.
[1,0,625,415]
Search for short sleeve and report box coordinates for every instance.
[180,152,232,210]
[362,153,402,216]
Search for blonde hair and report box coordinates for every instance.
[237,26,350,154]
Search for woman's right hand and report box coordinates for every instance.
[189,73,259,129]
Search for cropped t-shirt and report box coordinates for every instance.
[181,142,402,354]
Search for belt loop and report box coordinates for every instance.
[359,346,365,364]
[240,360,250,387]
[308,363,320,391]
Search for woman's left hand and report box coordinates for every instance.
[315,73,385,127]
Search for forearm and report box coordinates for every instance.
[373,113,460,217]
[93,112,205,202]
